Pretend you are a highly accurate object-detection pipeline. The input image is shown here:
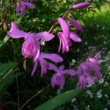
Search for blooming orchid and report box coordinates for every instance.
[48,63,77,89]
[16,0,35,15]
[58,18,82,53]
[76,52,102,89]
[7,22,54,62]
[32,53,63,77]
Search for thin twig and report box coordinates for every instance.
[18,85,50,110]
[48,1,74,33]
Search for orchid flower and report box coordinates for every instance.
[58,18,82,53]
[31,52,63,77]
[76,52,102,89]
[16,0,35,15]
[48,63,77,89]
[7,22,54,62]
[72,2,91,9]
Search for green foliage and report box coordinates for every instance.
[0,0,110,110]
[0,62,22,99]
[34,90,80,110]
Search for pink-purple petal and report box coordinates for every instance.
[88,58,100,65]
[70,32,82,42]
[63,69,77,76]
[7,22,27,39]
[51,73,65,89]
[22,1,35,8]
[58,18,70,38]
[48,63,58,72]
[72,2,91,9]
[36,31,54,41]
[69,18,83,31]
[40,52,63,63]
[31,61,38,76]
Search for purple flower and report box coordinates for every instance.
[76,53,102,89]
[72,2,91,9]
[68,18,83,32]
[7,22,54,62]
[48,63,77,89]
[16,0,35,15]
[58,18,82,53]
[32,53,63,77]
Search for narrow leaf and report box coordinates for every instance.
[34,90,80,110]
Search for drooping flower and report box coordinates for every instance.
[57,18,82,53]
[7,22,54,62]
[48,63,77,89]
[72,2,91,9]
[68,18,83,32]
[31,53,63,77]
[76,52,102,89]
[16,0,35,15]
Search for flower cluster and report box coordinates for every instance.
[7,1,102,90]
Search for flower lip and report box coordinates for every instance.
[72,2,91,9]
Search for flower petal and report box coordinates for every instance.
[36,31,54,41]
[69,18,83,31]
[89,58,100,65]
[70,32,82,42]
[48,63,58,72]
[58,32,70,53]
[58,18,70,38]
[72,2,91,9]
[39,59,49,77]
[59,65,65,72]
[7,22,27,39]
[22,1,35,8]
[63,69,77,76]
[94,51,102,59]
[40,52,63,63]
[31,61,38,76]
[51,72,65,89]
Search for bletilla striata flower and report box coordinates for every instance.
[7,22,54,62]
[16,0,35,15]
[76,52,102,89]
[72,2,91,9]
[58,18,82,53]
[48,63,77,89]
[32,53,63,77]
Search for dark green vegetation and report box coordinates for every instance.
[0,0,110,110]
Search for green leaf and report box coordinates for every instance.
[34,90,80,110]
[0,62,22,98]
